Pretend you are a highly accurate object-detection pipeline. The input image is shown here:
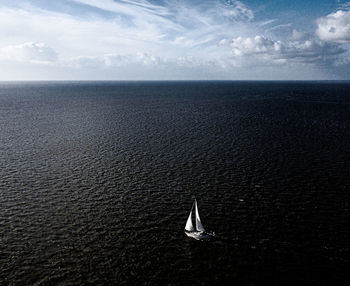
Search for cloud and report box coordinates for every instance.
[0,42,58,63]
[0,0,348,80]
[71,0,180,32]
[316,10,350,43]
[66,52,215,70]
[103,54,134,67]
[105,52,163,67]
[291,29,311,41]
[0,5,167,60]
[230,36,282,56]
[227,35,345,65]
[0,0,256,65]
[70,0,255,50]
[221,0,254,21]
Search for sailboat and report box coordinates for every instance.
[184,199,214,240]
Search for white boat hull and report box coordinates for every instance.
[184,231,214,241]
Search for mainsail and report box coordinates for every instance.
[185,203,194,232]
[194,200,205,232]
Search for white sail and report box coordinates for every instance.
[185,204,194,232]
[195,200,205,232]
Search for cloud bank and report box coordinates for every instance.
[226,35,345,65]
[0,42,58,63]
[0,0,350,80]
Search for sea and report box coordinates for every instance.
[0,81,349,285]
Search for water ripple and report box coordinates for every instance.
[0,82,349,285]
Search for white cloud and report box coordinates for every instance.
[0,0,348,80]
[316,10,350,43]
[103,54,134,67]
[0,1,256,65]
[66,51,218,70]
[231,36,282,56]
[0,42,57,63]
[0,6,169,61]
[291,29,311,41]
[66,56,105,68]
[227,35,345,65]
[221,0,254,21]
[71,0,180,33]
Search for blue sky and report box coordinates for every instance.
[0,0,350,80]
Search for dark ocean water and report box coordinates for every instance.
[0,81,349,285]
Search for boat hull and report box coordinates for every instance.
[184,231,214,241]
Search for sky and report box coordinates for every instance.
[1,0,350,80]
